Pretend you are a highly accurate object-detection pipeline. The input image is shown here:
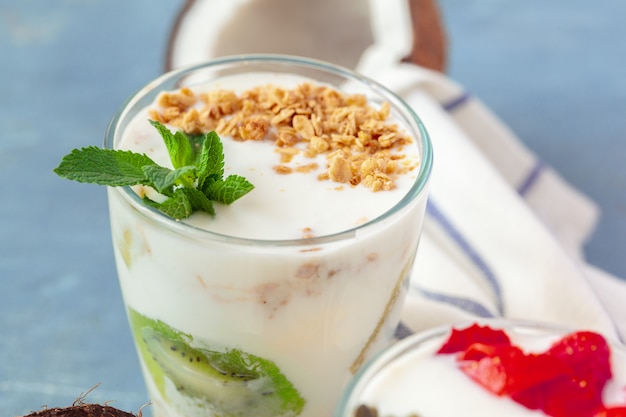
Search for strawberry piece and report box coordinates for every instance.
[594,406,626,417]
[457,341,502,361]
[513,375,605,417]
[547,331,612,393]
[513,331,612,417]
[458,344,522,395]
[459,344,568,396]
[437,323,511,354]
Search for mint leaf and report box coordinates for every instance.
[187,133,207,161]
[150,120,194,169]
[54,121,254,220]
[180,188,215,216]
[54,146,156,186]
[205,175,254,205]
[147,189,192,219]
[196,130,225,189]
[142,165,197,195]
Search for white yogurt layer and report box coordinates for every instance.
[118,72,421,240]
[352,325,626,417]
[108,72,429,417]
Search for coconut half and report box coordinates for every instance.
[165,0,446,72]
[165,0,373,71]
[22,404,136,417]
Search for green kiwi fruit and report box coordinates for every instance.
[128,308,305,417]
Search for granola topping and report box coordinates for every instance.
[149,83,419,192]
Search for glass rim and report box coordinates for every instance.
[104,54,433,247]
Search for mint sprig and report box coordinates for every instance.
[54,121,254,220]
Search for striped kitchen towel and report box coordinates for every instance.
[356,1,625,341]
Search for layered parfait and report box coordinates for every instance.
[97,58,431,417]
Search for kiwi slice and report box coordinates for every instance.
[128,308,305,417]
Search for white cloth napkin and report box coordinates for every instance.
[166,0,626,342]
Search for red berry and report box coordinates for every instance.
[437,323,511,354]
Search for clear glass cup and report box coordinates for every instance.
[335,320,626,417]
[104,55,432,417]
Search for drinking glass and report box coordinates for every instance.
[105,55,433,417]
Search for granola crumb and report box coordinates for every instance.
[149,82,419,191]
[329,155,353,183]
[295,163,319,174]
[275,146,300,163]
[239,115,270,140]
[273,165,293,175]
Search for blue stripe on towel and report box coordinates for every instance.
[441,92,546,199]
[517,160,546,196]
[426,201,504,315]
[443,92,471,112]
[415,287,497,318]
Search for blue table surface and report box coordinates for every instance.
[2,1,625,415]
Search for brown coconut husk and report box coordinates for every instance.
[21,386,144,417]
[22,404,136,417]
[403,0,448,72]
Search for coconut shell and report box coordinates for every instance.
[404,0,448,71]
[165,0,447,73]
[23,404,136,417]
